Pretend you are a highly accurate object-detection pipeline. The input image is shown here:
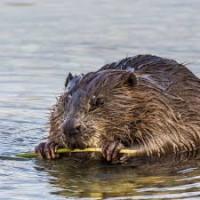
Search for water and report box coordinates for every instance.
[0,0,200,199]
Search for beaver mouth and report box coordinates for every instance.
[61,132,89,149]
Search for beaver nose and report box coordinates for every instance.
[63,118,81,136]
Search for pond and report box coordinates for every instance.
[0,0,200,199]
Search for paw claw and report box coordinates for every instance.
[102,141,127,163]
[35,141,59,160]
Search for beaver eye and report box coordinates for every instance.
[96,97,104,106]
[89,96,104,111]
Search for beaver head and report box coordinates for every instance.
[57,70,138,149]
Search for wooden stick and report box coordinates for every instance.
[16,147,139,159]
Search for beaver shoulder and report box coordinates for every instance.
[101,55,200,112]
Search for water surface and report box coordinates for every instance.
[0,0,200,199]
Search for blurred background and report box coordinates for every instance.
[1,0,200,199]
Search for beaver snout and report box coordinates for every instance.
[63,118,82,137]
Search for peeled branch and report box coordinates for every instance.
[16,147,139,159]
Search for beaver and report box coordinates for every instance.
[35,55,200,163]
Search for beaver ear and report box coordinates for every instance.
[125,72,137,87]
[65,72,74,87]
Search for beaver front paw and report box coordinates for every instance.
[35,141,60,160]
[102,141,128,163]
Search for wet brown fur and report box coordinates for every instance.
[48,55,200,159]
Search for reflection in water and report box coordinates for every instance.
[35,158,200,199]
